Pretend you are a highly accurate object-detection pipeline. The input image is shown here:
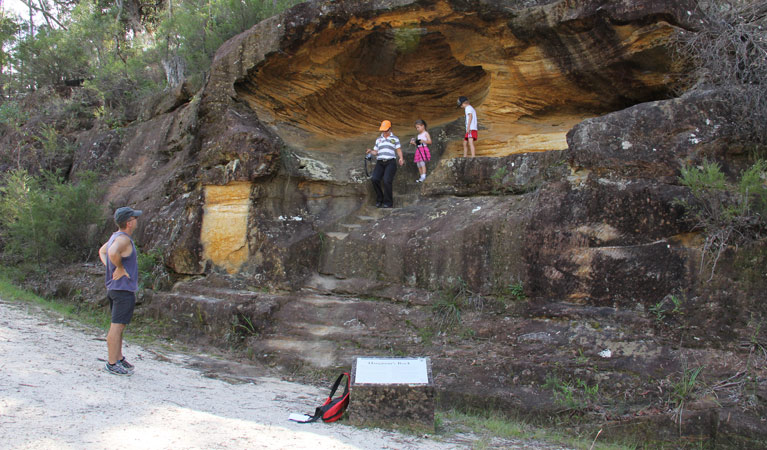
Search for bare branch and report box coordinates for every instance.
[17,0,67,30]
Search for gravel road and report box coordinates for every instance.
[0,300,569,450]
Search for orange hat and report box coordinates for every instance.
[379,120,392,131]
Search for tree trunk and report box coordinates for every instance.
[161,54,185,88]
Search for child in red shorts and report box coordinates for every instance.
[458,96,478,157]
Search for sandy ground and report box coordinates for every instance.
[0,300,569,450]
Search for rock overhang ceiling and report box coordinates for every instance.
[225,0,691,156]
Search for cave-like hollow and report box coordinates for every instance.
[235,11,681,158]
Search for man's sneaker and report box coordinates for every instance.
[118,357,134,373]
[105,362,132,376]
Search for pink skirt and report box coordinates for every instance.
[414,145,431,163]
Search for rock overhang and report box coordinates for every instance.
[203,0,694,159]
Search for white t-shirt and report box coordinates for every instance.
[464,105,478,131]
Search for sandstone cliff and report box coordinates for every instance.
[38,0,767,446]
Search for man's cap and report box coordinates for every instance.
[457,96,469,107]
[114,206,142,224]
[379,120,392,131]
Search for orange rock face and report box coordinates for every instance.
[193,0,696,276]
[231,0,688,157]
[201,183,252,273]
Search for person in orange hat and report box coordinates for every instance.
[365,120,404,208]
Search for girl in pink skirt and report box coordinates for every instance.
[410,119,432,183]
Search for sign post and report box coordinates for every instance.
[349,356,434,431]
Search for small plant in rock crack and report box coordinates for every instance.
[743,318,767,372]
[649,301,666,323]
[490,166,509,194]
[670,294,683,314]
[194,306,205,326]
[433,278,488,329]
[574,349,589,365]
[544,373,600,413]
[432,294,462,330]
[509,281,527,301]
[233,315,258,336]
[750,321,767,362]
[649,294,684,324]
[227,315,259,345]
[669,365,705,430]
[433,277,468,330]
[676,159,767,280]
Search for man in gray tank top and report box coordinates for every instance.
[98,206,142,375]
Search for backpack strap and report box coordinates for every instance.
[293,372,350,423]
[326,372,349,400]
[316,372,350,422]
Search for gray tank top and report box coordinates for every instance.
[104,231,139,292]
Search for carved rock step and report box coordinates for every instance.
[144,279,281,345]
[303,273,435,306]
[320,202,400,241]
[259,337,340,368]
[254,293,426,368]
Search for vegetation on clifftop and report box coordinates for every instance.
[1,0,301,124]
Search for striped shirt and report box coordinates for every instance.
[374,133,400,160]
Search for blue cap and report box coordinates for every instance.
[114,206,142,225]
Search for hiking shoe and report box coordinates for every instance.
[105,362,132,376]
[415,178,422,183]
[118,357,134,373]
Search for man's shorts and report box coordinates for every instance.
[108,290,136,325]
[464,130,478,141]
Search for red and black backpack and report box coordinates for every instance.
[300,372,350,423]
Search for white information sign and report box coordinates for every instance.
[355,357,429,384]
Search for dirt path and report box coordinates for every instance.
[0,300,568,450]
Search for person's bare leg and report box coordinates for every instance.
[107,323,126,364]
[469,138,476,157]
[463,140,468,157]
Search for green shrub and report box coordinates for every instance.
[0,169,104,264]
[137,248,169,291]
[509,281,526,301]
[668,365,705,429]
[544,373,600,413]
[12,25,90,89]
[678,160,767,278]
[5,0,304,116]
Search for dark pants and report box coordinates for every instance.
[371,159,397,206]
[108,290,136,324]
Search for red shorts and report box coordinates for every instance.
[464,130,478,141]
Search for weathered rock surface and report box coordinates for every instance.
[140,0,695,284]
[567,90,741,180]
[30,0,766,446]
